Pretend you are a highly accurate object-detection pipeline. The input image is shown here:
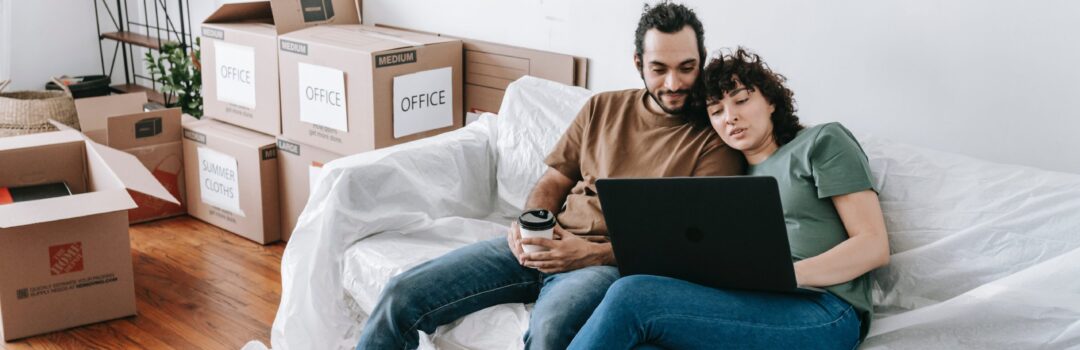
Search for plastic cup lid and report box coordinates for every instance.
[518,209,556,230]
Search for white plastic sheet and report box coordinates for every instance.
[268,76,1080,349]
[858,135,1080,349]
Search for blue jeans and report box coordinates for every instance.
[568,275,861,350]
[356,237,620,349]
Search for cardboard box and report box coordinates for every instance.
[183,118,280,244]
[201,0,362,135]
[278,24,464,155]
[74,93,187,224]
[0,130,178,341]
[276,136,344,241]
[374,24,589,114]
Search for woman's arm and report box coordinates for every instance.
[794,190,891,287]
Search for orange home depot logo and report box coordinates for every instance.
[49,242,84,276]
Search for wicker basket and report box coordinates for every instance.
[0,79,82,137]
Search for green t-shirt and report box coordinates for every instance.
[747,122,876,339]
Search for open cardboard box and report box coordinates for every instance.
[0,129,178,341]
[73,92,186,224]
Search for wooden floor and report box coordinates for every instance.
[1,216,286,350]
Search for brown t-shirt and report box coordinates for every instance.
[544,88,745,238]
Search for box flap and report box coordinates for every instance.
[269,0,361,35]
[0,189,134,228]
[73,93,148,144]
[88,141,180,205]
[204,1,274,24]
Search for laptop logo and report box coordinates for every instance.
[684,227,704,242]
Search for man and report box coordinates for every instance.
[356,2,743,349]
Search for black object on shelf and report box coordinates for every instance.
[45,75,112,99]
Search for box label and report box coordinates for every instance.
[280,39,308,55]
[261,147,278,161]
[197,147,245,216]
[184,129,207,144]
[376,50,417,68]
[393,67,454,138]
[16,273,119,300]
[309,162,325,193]
[302,0,335,23]
[298,62,348,132]
[277,139,301,156]
[214,41,257,109]
[49,242,84,276]
[202,27,225,40]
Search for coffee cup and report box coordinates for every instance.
[518,209,556,253]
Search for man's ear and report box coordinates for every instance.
[634,54,642,71]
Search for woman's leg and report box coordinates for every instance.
[568,275,861,350]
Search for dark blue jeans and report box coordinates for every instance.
[356,237,620,349]
[568,275,861,350]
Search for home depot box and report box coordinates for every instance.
[0,130,178,341]
[276,137,344,241]
[74,93,186,223]
[201,0,362,135]
[183,118,280,244]
[278,24,464,155]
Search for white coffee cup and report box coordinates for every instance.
[518,209,556,253]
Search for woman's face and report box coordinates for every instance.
[707,82,777,153]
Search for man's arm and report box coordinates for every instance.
[507,167,576,265]
[509,168,617,273]
[524,168,577,214]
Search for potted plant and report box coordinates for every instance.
[145,37,203,118]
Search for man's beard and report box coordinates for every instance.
[640,74,697,116]
[646,87,693,115]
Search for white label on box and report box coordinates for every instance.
[197,147,245,216]
[393,67,453,138]
[298,62,348,131]
[214,41,257,109]
[309,162,325,193]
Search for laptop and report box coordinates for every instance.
[595,176,824,294]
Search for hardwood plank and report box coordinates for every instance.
[1,216,285,349]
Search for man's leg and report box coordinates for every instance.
[357,237,542,349]
[523,265,620,349]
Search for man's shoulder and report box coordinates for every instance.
[588,88,644,105]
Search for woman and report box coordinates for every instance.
[568,48,891,349]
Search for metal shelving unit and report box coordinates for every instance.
[93,0,193,104]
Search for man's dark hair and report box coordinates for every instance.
[633,1,709,123]
[703,47,804,146]
[634,1,707,70]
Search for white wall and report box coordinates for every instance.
[4,0,100,90]
[0,0,11,83]
[363,0,1080,174]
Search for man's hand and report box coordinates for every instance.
[520,226,611,273]
[507,221,527,263]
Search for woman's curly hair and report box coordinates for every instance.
[702,47,804,146]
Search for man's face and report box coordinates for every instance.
[636,26,700,115]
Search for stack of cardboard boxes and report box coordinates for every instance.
[193,0,465,243]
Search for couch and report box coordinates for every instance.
[268,77,1080,350]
